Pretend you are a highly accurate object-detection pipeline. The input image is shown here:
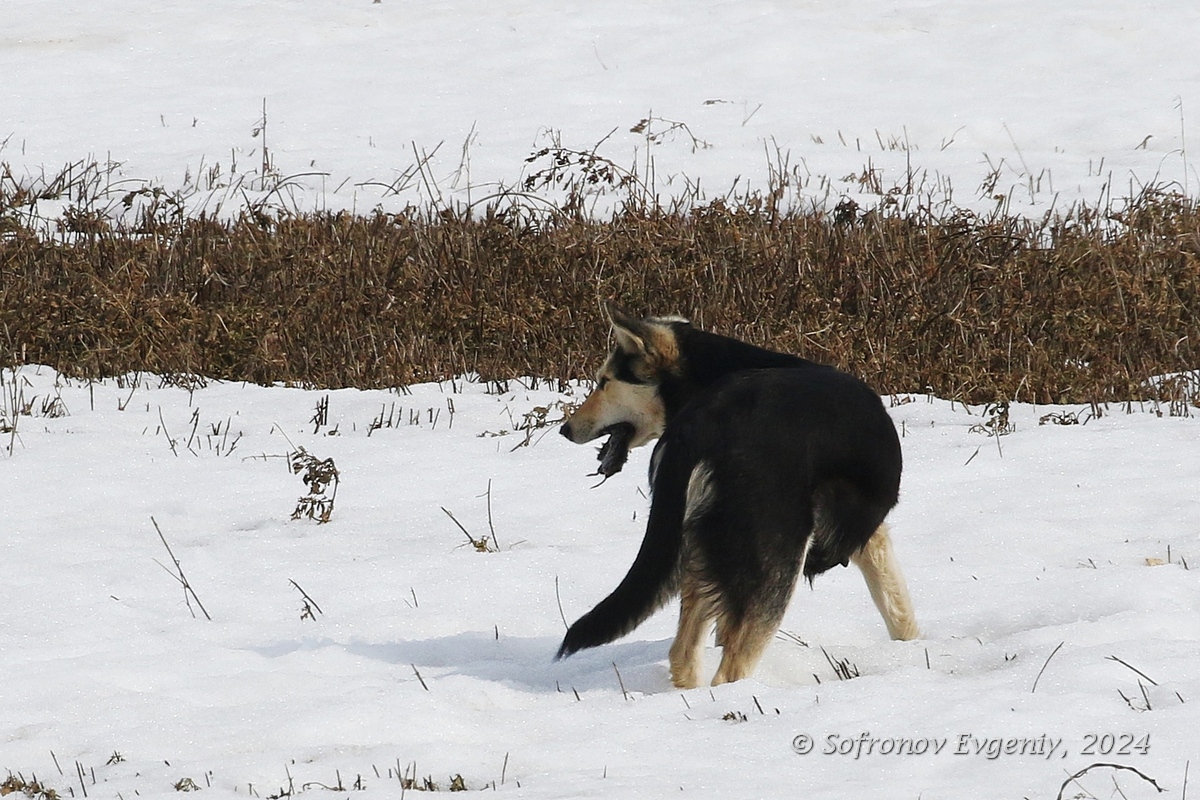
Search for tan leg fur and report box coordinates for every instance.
[851,524,919,640]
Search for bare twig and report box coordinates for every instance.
[554,575,569,630]
[1105,655,1159,686]
[151,516,211,620]
[1055,762,1165,800]
[612,662,629,701]
[441,505,494,552]
[485,479,499,551]
[289,579,324,620]
[821,647,860,680]
[1031,641,1064,693]
[157,406,178,456]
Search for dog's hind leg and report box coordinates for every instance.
[710,610,781,686]
[669,572,717,689]
[669,463,720,689]
[851,524,919,641]
[711,535,811,686]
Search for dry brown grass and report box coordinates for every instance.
[2,174,1198,404]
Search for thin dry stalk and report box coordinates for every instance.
[1055,762,1164,800]
[151,516,211,621]
[1031,641,1064,693]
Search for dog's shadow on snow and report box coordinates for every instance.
[254,633,674,695]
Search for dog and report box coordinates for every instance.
[556,304,919,688]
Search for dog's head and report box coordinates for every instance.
[559,303,684,448]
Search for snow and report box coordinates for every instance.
[2,367,1197,798]
[3,1,1200,796]
[3,1,1200,219]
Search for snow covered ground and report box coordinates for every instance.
[3,0,1200,219]
[2,366,1197,798]
[3,2,1199,796]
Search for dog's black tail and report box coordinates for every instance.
[556,443,692,659]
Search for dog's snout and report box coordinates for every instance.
[559,421,574,440]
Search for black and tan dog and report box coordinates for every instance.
[557,305,918,688]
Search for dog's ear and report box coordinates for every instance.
[604,301,680,374]
[605,302,651,355]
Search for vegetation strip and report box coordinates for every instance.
[3,176,1198,404]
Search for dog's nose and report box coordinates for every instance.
[559,422,573,440]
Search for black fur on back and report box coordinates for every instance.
[666,368,901,593]
[656,323,822,420]
[558,326,901,660]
